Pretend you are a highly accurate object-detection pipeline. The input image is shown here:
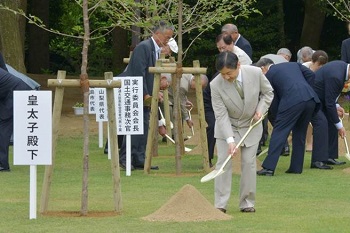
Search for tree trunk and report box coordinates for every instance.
[0,0,26,72]
[300,0,325,49]
[276,0,285,48]
[174,0,184,175]
[112,27,129,72]
[80,0,90,216]
[27,0,49,73]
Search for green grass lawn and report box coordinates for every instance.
[1,135,350,233]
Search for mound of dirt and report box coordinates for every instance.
[142,184,232,222]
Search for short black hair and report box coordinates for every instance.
[215,51,239,71]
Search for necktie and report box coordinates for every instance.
[234,80,244,99]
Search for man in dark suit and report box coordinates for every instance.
[203,73,217,167]
[256,58,320,176]
[221,23,253,59]
[118,21,174,170]
[0,52,32,172]
[311,61,349,168]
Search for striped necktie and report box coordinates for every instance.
[234,80,244,99]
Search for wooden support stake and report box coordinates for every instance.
[193,60,210,172]
[163,88,173,146]
[144,60,162,174]
[40,70,66,213]
[105,72,122,212]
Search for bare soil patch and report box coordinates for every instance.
[42,211,120,218]
[142,184,232,222]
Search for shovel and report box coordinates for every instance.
[164,134,192,152]
[343,136,350,161]
[186,106,195,139]
[158,107,173,129]
[201,113,267,183]
[339,117,350,161]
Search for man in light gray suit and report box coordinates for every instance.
[210,51,273,213]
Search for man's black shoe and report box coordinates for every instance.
[119,163,135,171]
[256,147,262,155]
[280,146,290,156]
[217,208,226,213]
[209,159,214,168]
[257,168,274,176]
[310,161,333,170]
[325,158,346,165]
[134,165,159,170]
[0,166,10,172]
[285,169,301,174]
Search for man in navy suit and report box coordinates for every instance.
[221,23,253,59]
[0,52,32,172]
[255,58,320,176]
[118,21,174,170]
[311,61,349,168]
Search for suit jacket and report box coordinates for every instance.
[314,60,348,125]
[341,38,350,63]
[210,65,273,147]
[119,38,156,97]
[235,35,253,59]
[266,62,320,118]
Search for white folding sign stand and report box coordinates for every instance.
[13,91,52,219]
[113,76,143,176]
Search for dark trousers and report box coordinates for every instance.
[311,108,338,161]
[104,135,124,152]
[263,100,316,173]
[205,110,216,160]
[0,117,12,169]
[119,108,150,167]
[310,109,329,162]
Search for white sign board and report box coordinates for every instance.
[13,91,52,165]
[114,76,143,135]
[95,88,108,122]
[88,87,96,114]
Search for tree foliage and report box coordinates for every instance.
[99,0,258,57]
[323,0,350,21]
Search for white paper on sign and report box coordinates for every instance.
[13,91,52,165]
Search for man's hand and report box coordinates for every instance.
[158,92,164,103]
[185,100,193,110]
[158,125,166,136]
[186,119,194,128]
[254,111,262,121]
[338,127,346,139]
[228,142,239,158]
[337,106,345,119]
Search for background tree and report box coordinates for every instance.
[26,0,49,73]
[0,0,27,72]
